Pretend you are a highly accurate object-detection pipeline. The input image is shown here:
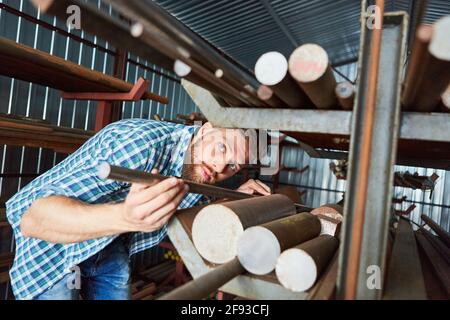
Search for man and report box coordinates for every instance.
[6,118,270,300]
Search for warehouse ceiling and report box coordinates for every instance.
[153,0,450,72]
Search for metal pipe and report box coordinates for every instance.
[383,219,426,300]
[192,194,296,264]
[402,17,450,111]
[105,0,267,107]
[441,84,450,112]
[116,9,261,107]
[255,51,312,108]
[419,227,450,266]
[275,235,339,292]
[421,214,450,248]
[335,81,355,110]
[159,258,244,300]
[415,231,450,297]
[187,72,246,107]
[237,212,321,275]
[111,0,260,90]
[97,163,254,201]
[33,0,263,107]
[289,44,338,109]
[31,0,175,71]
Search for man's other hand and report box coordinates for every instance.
[236,179,271,196]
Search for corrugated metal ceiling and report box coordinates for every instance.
[154,0,450,71]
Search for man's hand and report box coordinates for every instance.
[236,179,271,196]
[120,169,189,232]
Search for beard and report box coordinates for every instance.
[181,141,216,184]
[182,163,203,183]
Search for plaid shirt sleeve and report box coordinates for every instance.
[6,119,189,299]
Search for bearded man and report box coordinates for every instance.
[6,119,270,300]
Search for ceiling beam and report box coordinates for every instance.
[259,0,299,49]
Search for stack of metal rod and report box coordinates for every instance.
[160,198,342,300]
[34,1,449,112]
[383,214,450,300]
[130,260,177,300]
[33,0,270,108]
[254,47,354,110]
[402,16,450,112]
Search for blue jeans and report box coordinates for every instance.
[35,236,131,300]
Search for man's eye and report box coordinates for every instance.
[218,143,226,153]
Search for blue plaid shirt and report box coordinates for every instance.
[6,119,203,300]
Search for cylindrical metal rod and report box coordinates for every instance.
[421,214,450,248]
[31,0,175,72]
[105,0,267,107]
[159,258,244,300]
[115,0,260,92]
[115,8,261,108]
[255,51,311,108]
[257,85,286,108]
[192,194,296,264]
[97,163,254,201]
[335,81,355,110]
[420,227,450,266]
[187,72,246,107]
[288,44,338,109]
[32,0,264,107]
[276,235,339,292]
[440,84,450,112]
[237,212,321,275]
[402,17,450,111]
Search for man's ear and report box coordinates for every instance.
[201,122,213,130]
[192,122,213,144]
[197,122,213,136]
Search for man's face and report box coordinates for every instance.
[182,125,248,184]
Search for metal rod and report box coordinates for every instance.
[415,231,450,297]
[276,235,339,292]
[421,214,450,248]
[31,0,175,71]
[335,81,355,110]
[255,51,311,108]
[441,84,450,112]
[419,227,450,266]
[105,0,268,107]
[402,18,450,111]
[383,219,426,300]
[97,163,254,200]
[237,212,321,275]
[159,258,244,300]
[106,0,261,94]
[192,194,297,264]
[288,44,338,109]
[407,0,429,55]
[257,85,286,108]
